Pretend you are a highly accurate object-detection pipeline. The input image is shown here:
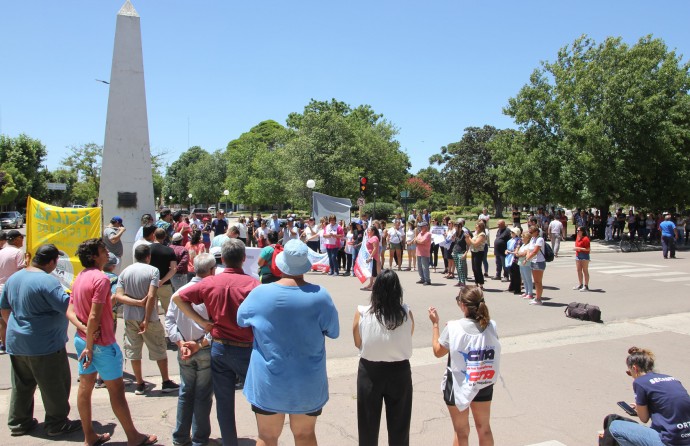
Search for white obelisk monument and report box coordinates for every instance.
[100,0,154,269]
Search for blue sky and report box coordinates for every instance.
[1,1,689,175]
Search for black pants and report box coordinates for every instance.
[508,263,521,294]
[471,250,485,285]
[431,243,439,267]
[345,253,353,273]
[357,358,412,446]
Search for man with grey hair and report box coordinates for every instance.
[173,239,259,446]
[165,253,216,446]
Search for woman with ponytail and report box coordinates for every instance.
[608,346,690,445]
[429,286,500,446]
[353,269,414,446]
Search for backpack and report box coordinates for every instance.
[541,242,555,262]
[269,243,284,277]
[564,302,602,323]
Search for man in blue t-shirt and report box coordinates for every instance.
[659,213,678,259]
[0,244,81,437]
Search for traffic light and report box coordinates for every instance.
[359,176,368,195]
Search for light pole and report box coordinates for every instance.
[188,193,192,211]
[306,179,315,217]
[168,196,173,208]
[223,189,229,213]
[373,183,378,220]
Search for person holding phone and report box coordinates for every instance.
[608,346,690,445]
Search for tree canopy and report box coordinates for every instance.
[0,134,47,207]
[501,35,690,211]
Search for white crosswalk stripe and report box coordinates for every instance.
[550,259,689,284]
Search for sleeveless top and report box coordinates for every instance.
[358,304,412,362]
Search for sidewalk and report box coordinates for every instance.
[3,312,689,445]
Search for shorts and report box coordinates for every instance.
[389,242,402,250]
[156,283,174,313]
[445,384,494,407]
[251,405,322,417]
[407,243,416,251]
[123,319,168,361]
[531,261,546,271]
[576,253,590,261]
[74,336,124,381]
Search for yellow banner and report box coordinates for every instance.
[26,196,102,289]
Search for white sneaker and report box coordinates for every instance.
[529,299,543,305]
[579,286,589,292]
[522,294,533,300]
[572,284,583,290]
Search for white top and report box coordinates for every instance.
[528,236,545,263]
[387,227,403,245]
[237,223,247,238]
[440,319,500,411]
[164,277,211,344]
[548,219,563,235]
[405,228,416,245]
[358,304,413,362]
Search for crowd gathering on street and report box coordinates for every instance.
[0,203,689,446]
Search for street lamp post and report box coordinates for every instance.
[223,189,229,213]
[188,193,192,211]
[306,179,315,218]
[168,196,173,208]
[373,183,378,220]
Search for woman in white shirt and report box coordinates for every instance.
[429,286,500,446]
[353,269,414,446]
[237,217,248,245]
[525,225,547,305]
[405,221,417,271]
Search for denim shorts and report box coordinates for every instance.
[576,253,590,261]
[74,336,124,381]
[531,261,546,271]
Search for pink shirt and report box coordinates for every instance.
[415,231,432,257]
[70,267,116,346]
[0,245,25,287]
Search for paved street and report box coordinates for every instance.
[1,236,689,445]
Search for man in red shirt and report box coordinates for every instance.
[173,238,259,446]
[415,221,432,285]
[67,238,156,446]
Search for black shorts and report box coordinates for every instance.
[445,384,494,406]
[371,259,377,277]
[251,405,322,417]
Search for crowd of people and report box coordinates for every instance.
[0,202,687,446]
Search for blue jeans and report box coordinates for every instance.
[661,235,676,258]
[495,253,507,278]
[608,420,664,446]
[417,256,430,283]
[211,342,251,446]
[327,247,340,274]
[519,264,533,296]
[174,348,213,446]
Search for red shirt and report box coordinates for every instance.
[575,235,590,252]
[415,231,432,257]
[70,267,116,346]
[178,268,259,342]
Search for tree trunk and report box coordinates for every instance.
[494,197,505,219]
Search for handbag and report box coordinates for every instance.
[442,354,455,406]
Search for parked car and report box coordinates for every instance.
[0,211,24,229]
[191,208,212,221]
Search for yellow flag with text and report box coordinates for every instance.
[26,197,102,290]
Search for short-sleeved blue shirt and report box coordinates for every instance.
[0,269,70,355]
[659,220,676,238]
[237,282,339,414]
[634,372,690,444]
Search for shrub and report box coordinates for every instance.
[362,202,396,221]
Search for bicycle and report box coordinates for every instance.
[619,233,644,252]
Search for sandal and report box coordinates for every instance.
[134,434,158,446]
[89,433,112,446]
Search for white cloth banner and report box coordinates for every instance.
[312,191,352,224]
[353,234,372,284]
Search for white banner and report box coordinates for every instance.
[312,191,352,224]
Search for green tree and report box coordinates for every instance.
[431,126,508,217]
[0,134,48,207]
[43,168,78,207]
[163,146,210,205]
[59,143,103,205]
[225,120,291,210]
[284,99,410,203]
[0,170,19,205]
[189,150,227,206]
[503,35,690,212]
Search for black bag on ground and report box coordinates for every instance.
[599,413,637,446]
[564,302,602,323]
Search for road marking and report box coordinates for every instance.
[623,272,685,278]
[525,442,568,446]
[655,277,690,283]
[600,268,661,274]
